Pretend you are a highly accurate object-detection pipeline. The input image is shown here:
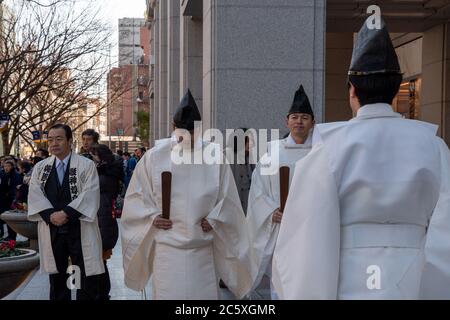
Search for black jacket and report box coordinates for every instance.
[39,159,82,237]
[96,158,124,251]
[0,169,23,213]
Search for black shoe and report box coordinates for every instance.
[219,279,228,289]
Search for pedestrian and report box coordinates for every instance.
[35,148,49,159]
[121,89,253,299]
[28,124,104,300]
[81,129,100,160]
[272,17,450,299]
[247,85,315,299]
[12,161,33,210]
[0,160,22,240]
[134,147,146,161]
[227,128,255,215]
[90,144,124,300]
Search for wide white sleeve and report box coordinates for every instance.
[246,160,279,289]
[121,151,161,291]
[420,138,450,299]
[272,143,341,299]
[206,163,255,299]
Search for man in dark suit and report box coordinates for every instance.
[28,124,104,300]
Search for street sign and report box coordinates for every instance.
[0,114,10,133]
[32,131,41,143]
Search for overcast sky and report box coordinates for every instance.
[99,0,146,26]
[98,0,147,64]
[4,0,147,65]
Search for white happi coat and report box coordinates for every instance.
[247,135,312,290]
[121,138,253,300]
[28,153,104,276]
[272,103,450,299]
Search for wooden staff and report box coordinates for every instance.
[161,171,172,219]
[279,166,290,212]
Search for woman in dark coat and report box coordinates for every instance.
[0,160,22,240]
[13,161,33,210]
[90,144,124,299]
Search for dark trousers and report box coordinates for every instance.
[49,232,98,300]
[96,260,111,300]
[6,225,16,240]
[0,220,16,240]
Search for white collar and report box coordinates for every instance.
[55,152,71,167]
[284,132,313,148]
[286,134,297,145]
[354,103,402,120]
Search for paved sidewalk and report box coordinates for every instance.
[3,221,270,300]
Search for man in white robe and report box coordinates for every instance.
[121,89,253,300]
[28,124,104,300]
[273,17,450,299]
[247,85,315,299]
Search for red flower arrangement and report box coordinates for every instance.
[0,240,24,258]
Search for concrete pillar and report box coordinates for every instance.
[167,0,180,137]
[158,0,168,139]
[152,1,160,143]
[421,23,450,143]
[180,13,203,123]
[203,0,326,134]
[444,24,450,144]
[325,32,354,122]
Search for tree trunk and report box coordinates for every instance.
[1,129,12,156]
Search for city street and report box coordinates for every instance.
[2,221,271,300]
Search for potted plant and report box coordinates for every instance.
[0,209,38,250]
[0,239,40,299]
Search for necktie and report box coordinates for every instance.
[57,161,65,185]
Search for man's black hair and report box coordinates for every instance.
[348,74,403,107]
[48,123,73,141]
[81,129,100,143]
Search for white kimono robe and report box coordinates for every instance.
[121,138,253,300]
[247,135,312,291]
[28,153,104,276]
[272,103,450,299]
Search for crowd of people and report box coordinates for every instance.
[0,149,49,240]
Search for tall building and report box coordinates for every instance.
[146,0,450,147]
[107,64,150,138]
[85,97,107,139]
[119,18,146,66]
[106,17,151,151]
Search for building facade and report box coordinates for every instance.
[145,0,450,147]
[106,18,151,151]
[119,18,147,66]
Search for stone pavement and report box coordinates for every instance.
[2,221,270,300]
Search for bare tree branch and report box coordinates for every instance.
[0,0,122,155]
